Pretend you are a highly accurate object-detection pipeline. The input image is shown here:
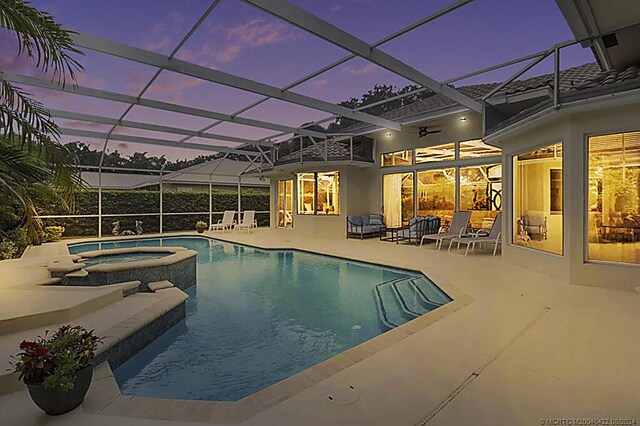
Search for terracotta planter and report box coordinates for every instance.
[24,364,93,416]
[196,228,205,233]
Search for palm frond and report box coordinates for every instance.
[0,0,83,84]
[0,0,85,242]
[0,79,59,146]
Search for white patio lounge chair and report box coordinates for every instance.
[448,212,503,255]
[234,210,255,233]
[420,211,472,250]
[210,210,236,232]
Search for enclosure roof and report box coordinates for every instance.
[80,172,155,190]
[4,0,610,169]
[81,157,269,190]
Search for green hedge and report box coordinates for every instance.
[36,189,270,237]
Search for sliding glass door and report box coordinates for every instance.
[277,179,293,228]
[460,164,502,229]
[417,168,456,224]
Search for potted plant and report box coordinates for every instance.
[10,325,103,415]
[195,220,208,233]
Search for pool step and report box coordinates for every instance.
[148,280,174,292]
[114,280,142,297]
[411,278,450,306]
[374,276,451,329]
[374,279,414,329]
[393,279,432,316]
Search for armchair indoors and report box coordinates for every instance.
[521,211,547,240]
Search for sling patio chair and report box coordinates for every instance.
[420,211,472,250]
[210,210,236,232]
[234,210,255,233]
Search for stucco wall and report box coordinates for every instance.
[269,165,357,239]
[500,115,572,281]
[268,98,640,292]
[498,100,640,291]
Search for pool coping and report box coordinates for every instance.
[72,232,473,423]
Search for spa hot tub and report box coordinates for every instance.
[62,246,197,291]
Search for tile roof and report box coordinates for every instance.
[276,139,352,163]
[340,62,624,133]
[277,62,640,159]
[572,64,640,90]
[488,63,640,134]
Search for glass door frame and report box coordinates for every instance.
[277,179,294,228]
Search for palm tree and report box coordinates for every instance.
[0,0,84,243]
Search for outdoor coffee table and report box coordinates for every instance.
[380,227,408,243]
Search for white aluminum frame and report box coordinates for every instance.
[242,0,483,113]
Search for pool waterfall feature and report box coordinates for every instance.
[68,236,452,401]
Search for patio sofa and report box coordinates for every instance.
[347,214,386,239]
[397,215,441,245]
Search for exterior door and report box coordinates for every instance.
[277,179,293,228]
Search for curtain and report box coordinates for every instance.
[383,174,403,227]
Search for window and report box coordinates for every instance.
[381,150,413,167]
[459,139,502,159]
[417,168,456,224]
[277,179,293,228]
[512,142,563,255]
[383,172,414,227]
[588,131,640,264]
[296,172,340,215]
[316,172,340,215]
[297,173,315,215]
[415,143,455,163]
[460,164,502,229]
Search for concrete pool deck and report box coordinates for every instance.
[0,229,639,425]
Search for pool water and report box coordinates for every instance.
[81,253,164,266]
[69,236,451,401]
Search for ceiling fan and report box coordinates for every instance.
[418,126,442,138]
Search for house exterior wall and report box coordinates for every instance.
[268,112,486,240]
[269,98,640,292]
[373,112,483,156]
[270,165,372,239]
[498,100,640,291]
[500,115,573,282]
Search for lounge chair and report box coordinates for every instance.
[420,211,472,250]
[234,210,255,233]
[448,212,503,255]
[210,210,236,232]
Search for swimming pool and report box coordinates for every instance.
[69,236,451,401]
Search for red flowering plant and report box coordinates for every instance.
[10,325,103,390]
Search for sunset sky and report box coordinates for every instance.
[1,0,594,162]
